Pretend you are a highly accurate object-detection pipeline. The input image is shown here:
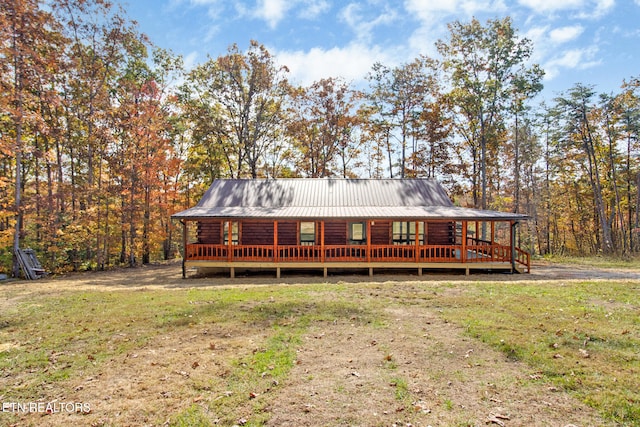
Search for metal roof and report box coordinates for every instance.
[171,178,528,221]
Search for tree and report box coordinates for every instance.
[53,0,146,269]
[1,0,63,277]
[407,80,453,180]
[617,78,640,252]
[508,71,544,213]
[287,77,359,177]
[184,41,289,178]
[437,17,544,210]
[365,57,439,178]
[109,42,182,266]
[553,84,614,254]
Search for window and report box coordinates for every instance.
[223,221,239,245]
[349,222,366,244]
[392,221,424,244]
[300,222,316,246]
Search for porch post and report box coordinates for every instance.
[274,220,278,262]
[321,220,325,263]
[491,221,495,245]
[367,220,371,263]
[275,220,281,278]
[414,220,419,262]
[181,220,187,279]
[510,221,517,273]
[321,221,327,277]
[461,221,467,263]
[227,220,233,262]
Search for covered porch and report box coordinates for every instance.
[178,218,530,278]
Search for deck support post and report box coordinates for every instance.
[276,267,281,279]
[369,267,373,277]
[418,267,423,276]
[323,267,327,278]
[230,267,235,278]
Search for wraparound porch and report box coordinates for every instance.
[182,238,531,278]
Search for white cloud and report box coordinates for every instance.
[517,0,583,12]
[183,51,200,70]
[542,46,600,80]
[404,0,507,22]
[273,43,397,86]
[404,0,459,16]
[232,0,331,28]
[298,0,331,19]
[404,0,509,55]
[339,3,398,43]
[525,23,596,81]
[167,0,225,18]
[549,25,584,43]
[517,0,614,18]
[253,0,291,29]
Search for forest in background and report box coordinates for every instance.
[2,0,639,275]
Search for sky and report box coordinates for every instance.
[119,0,640,101]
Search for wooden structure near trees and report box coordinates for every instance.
[16,248,47,280]
[172,179,530,278]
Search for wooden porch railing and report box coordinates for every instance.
[186,243,530,270]
[515,247,531,273]
[466,245,511,263]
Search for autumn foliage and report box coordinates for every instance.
[1,3,639,275]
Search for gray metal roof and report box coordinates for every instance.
[171,178,528,221]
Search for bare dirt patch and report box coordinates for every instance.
[266,305,610,427]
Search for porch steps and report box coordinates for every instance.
[514,264,528,274]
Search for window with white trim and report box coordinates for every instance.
[349,222,366,244]
[300,222,316,246]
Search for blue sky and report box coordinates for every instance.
[120,0,640,101]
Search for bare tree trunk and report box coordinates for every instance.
[608,131,625,253]
[11,27,24,278]
[513,113,520,213]
[583,132,614,253]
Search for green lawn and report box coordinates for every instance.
[1,277,638,425]
[436,279,640,424]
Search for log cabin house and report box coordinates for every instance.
[171,178,530,278]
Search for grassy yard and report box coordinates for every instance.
[0,271,638,426]
[541,253,640,269]
[436,279,640,424]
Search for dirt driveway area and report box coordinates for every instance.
[3,259,640,294]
